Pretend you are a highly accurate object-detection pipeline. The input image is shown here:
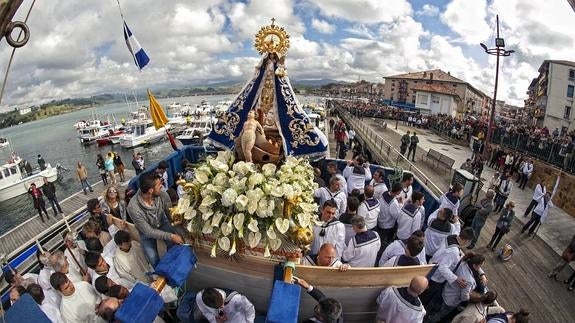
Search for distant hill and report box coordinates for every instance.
[292,79,349,86]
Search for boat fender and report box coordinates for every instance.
[5,21,30,48]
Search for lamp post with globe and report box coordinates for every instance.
[480,15,514,158]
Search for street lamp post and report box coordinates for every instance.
[481,15,514,158]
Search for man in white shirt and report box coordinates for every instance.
[381,235,424,267]
[85,251,135,290]
[421,228,474,312]
[326,162,347,197]
[27,283,63,323]
[400,173,414,202]
[38,251,61,308]
[376,276,428,323]
[370,169,388,204]
[301,243,349,271]
[378,182,404,243]
[379,230,427,266]
[519,159,534,189]
[311,200,346,258]
[437,183,463,217]
[314,176,346,217]
[396,191,425,240]
[357,185,380,230]
[342,156,372,194]
[62,231,86,278]
[113,230,154,284]
[424,208,461,261]
[50,272,102,323]
[427,254,484,323]
[342,216,380,267]
[522,191,554,236]
[50,250,86,284]
[195,288,255,323]
[524,179,546,217]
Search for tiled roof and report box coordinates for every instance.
[384,69,466,83]
[411,83,462,100]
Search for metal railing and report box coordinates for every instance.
[491,129,575,174]
[337,108,443,198]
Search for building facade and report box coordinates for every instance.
[382,69,489,116]
[525,60,575,132]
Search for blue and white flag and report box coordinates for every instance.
[123,21,150,70]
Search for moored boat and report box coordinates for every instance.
[176,118,213,145]
[77,119,111,145]
[0,157,58,202]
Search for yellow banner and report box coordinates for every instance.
[148,89,168,130]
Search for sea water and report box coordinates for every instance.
[0,94,325,234]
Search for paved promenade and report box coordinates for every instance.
[368,119,575,260]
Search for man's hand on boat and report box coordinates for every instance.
[294,276,310,289]
[170,233,184,244]
[455,276,468,288]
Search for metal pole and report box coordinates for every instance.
[484,16,501,159]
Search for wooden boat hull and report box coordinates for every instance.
[188,245,433,322]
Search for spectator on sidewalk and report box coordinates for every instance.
[487,172,501,192]
[519,159,534,189]
[563,137,574,172]
[407,132,419,162]
[348,128,356,150]
[468,190,495,249]
[487,201,515,251]
[494,172,513,213]
[521,191,554,236]
[400,131,411,156]
[524,180,546,217]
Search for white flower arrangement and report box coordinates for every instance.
[181,151,318,257]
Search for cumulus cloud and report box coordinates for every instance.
[0,0,571,109]
[306,0,413,24]
[416,4,440,17]
[311,18,335,34]
[441,0,491,45]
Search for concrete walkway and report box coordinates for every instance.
[363,118,575,259]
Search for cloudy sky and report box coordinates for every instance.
[0,0,574,110]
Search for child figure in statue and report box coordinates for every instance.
[240,110,265,163]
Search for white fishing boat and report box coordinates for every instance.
[176,118,213,145]
[119,106,167,148]
[77,119,112,145]
[214,99,232,114]
[0,157,58,202]
[166,102,181,112]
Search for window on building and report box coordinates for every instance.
[570,69,575,81]
[417,94,428,105]
[412,96,416,104]
[431,95,440,104]
[564,106,572,119]
[568,85,574,98]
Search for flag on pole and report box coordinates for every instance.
[123,21,150,70]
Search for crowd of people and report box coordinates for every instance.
[306,152,535,322]
[8,109,570,323]
[330,99,575,175]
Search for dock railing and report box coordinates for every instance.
[337,108,443,199]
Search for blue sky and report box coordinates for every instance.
[0,0,574,109]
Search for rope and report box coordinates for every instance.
[0,0,37,105]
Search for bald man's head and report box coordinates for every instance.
[317,243,337,266]
[364,185,374,198]
[408,276,428,296]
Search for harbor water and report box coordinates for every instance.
[0,94,325,234]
